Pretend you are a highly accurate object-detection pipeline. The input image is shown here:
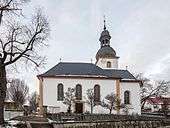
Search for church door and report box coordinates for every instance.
[75,103,83,113]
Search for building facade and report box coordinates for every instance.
[37,22,141,115]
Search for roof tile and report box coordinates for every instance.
[39,62,136,79]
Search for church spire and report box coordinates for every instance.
[99,16,111,47]
[104,15,106,30]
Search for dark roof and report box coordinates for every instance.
[96,46,118,60]
[104,69,136,79]
[39,62,136,80]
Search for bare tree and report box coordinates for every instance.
[0,0,29,25]
[101,93,124,114]
[161,98,169,117]
[86,88,95,114]
[122,104,130,115]
[0,0,49,124]
[136,73,169,109]
[7,78,29,109]
[63,87,75,113]
[28,91,38,113]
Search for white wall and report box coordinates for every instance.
[42,77,116,113]
[120,82,141,114]
[96,58,118,69]
[42,77,141,114]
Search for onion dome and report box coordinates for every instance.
[96,46,117,60]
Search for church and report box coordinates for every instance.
[37,21,141,115]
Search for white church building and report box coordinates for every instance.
[37,21,141,115]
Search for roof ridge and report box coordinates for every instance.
[59,62,94,64]
[104,69,127,71]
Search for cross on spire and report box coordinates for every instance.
[103,15,106,30]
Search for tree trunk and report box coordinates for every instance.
[91,103,93,114]
[141,100,146,110]
[109,108,112,114]
[0,63,7,125]
[68,105,71,113]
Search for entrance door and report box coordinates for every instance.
[75,103,83,113]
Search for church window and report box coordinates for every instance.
[94,84,100,103]
[76,84,82,100]
[107,61,111,68]
[124,91,130,104]
[102,40,104,46]
[57,83,64,101]
[105,39,108,44]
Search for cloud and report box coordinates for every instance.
[10,0,170,91]
[112,1,170,80]
[145,53,170,80]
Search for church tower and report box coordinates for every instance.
[95,19,119,69]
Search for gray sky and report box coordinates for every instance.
[11,0,170,92]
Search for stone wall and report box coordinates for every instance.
[11,114,170,128]
[48,113,166,122]
[49,114,170,128]
[52,120,168,128]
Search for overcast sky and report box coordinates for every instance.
[11,0,170,92]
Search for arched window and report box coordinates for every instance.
[76,84,82,100]
[102,40,104,44]
[105,39,108,44]
[57,84,64,101]
[94,85,100,102]
[107,61,111,68]
[124,91,130,104]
